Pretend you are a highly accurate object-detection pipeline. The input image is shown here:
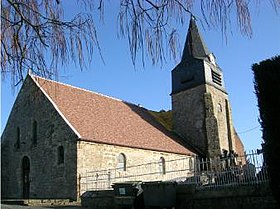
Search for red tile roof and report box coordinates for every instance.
[234,129,245,157]
[31,75,194,155]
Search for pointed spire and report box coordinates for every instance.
[181,16,210,62]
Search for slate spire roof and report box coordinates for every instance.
[181,16,210,61]
[30,74,194,155]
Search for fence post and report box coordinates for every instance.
[108,170,111,189]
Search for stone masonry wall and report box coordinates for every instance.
[171,83,242,158]
[172,85,207,154]
[177,183,278,209]
[204,93,221,158]
[206,85,236,153]
[77,141,194,196]
[1,76,78,200]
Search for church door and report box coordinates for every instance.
[22,156,30,199]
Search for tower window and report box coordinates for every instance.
[57,146,64,165]
[117,153,126,171]
[211,70,222,86]
[218,103,223,112]
[159,157,166,175]
[32,120,37,145]
[15,127,20,149]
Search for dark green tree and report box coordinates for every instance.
[253,55,280,204]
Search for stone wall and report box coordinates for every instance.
[206,84,236,153]
[177,183,278,209]
[171,82,243,158]
[77,140,194,195]
[172,85,207,154]
[204,93,221,158]
[1,76,78,200]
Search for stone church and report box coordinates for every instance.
[1,18,244,200]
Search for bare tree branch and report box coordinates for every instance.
[1,0,279,87]
[1,0,101,87]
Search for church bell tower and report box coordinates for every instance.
[171,17,238,158]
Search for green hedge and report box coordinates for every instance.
[252,55,280,204]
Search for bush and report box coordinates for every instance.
[252,55,280,204]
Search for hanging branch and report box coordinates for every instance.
[1,0,102,86]
[1,0,279,87]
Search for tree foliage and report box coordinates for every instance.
[253,56,280,204]
[1,0,280,86]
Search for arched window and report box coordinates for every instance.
[32,120,37,145]
[15,127,20,149]
[57,146,64,165]
[159,157,166,175]
[117,153,126,171]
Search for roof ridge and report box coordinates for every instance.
[30,74,128,103]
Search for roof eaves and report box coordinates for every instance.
[30,75,82,139]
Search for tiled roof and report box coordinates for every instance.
[31,75,194,155]
[234,129,245,157]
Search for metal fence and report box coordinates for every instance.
[80,156,195,192]
[187,150,268,190]
[79,150,268,194]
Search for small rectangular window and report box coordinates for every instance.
[159,157,166,175]
[32,120,37,145]
[58,146,64,165]
[15,127,20,149]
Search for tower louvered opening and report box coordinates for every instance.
[211,70,222,86]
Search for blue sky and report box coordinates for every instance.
[1,1,280,152]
